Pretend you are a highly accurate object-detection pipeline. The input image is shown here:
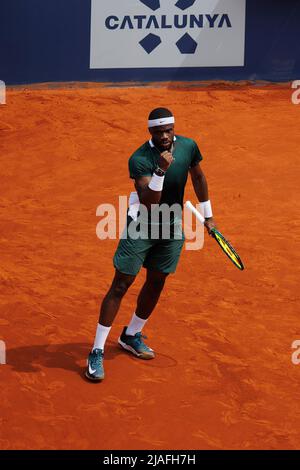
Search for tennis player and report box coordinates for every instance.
[86,107,217,381]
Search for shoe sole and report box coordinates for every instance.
[85,370,104,382]
[118,338,155,360]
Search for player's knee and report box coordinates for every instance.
[112,281,131,298]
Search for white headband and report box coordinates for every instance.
[148,116,175,128]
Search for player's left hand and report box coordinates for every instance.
[204,217,217,236]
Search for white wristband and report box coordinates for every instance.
[148,173,165,192]
[200,200,213,218]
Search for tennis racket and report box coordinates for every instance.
[185,201,244,271]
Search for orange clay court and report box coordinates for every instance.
[0,83,300,450]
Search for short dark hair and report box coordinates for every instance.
[148,107,173,120]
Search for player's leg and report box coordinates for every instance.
[99,269,136,327]
[118,270,168,359]
[86,269,135,381]
[118,236,184,360]
[86,221,152,381]
[135,269,168,320]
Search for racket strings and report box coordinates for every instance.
[212,229,244,270]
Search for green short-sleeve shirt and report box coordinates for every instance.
[113,135,202,274]
[128,135,202,207]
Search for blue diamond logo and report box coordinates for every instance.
[140,0,160,11]
[138,0,199,55]
[175,0,196,10]
[139,33,162,54]
[176,33,197,54]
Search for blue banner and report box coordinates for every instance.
[0,0,299,85]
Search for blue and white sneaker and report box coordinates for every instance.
[118,327,155,359]
[85,348,104,381]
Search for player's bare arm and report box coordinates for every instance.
[134,150,174,209]
[189,162,217,235]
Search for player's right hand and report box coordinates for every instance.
[158,151,174,171]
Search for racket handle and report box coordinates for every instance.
[185,200,205,224]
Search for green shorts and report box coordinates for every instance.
[113,216,185,276]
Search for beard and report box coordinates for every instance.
[156,141,172,152]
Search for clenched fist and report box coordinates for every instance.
[158,151,174,172]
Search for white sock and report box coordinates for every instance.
[126,313,148,336]
[92,324,111,352]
